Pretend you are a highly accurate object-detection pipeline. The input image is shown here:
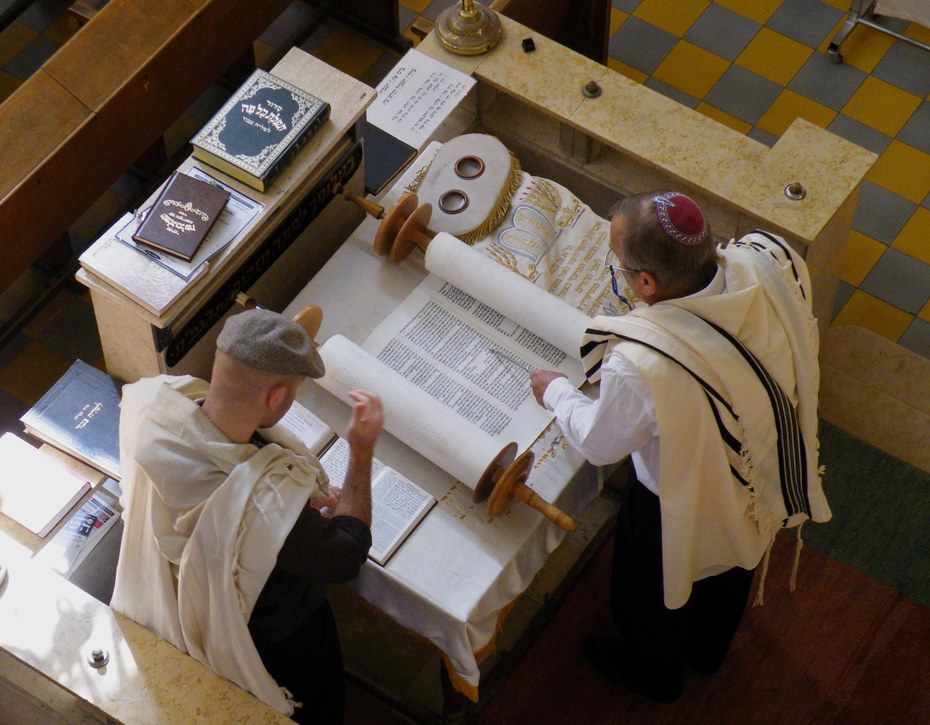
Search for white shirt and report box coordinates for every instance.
[542,267,726,494]
[544,354,660,492]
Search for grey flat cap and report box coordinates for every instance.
[217,309,325,378]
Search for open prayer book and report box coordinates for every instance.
[267,401,436,565]
[319,438,436,565]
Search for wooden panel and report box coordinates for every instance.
[0,72,88,201]
[44,0,203,111]
[0,0,292,293]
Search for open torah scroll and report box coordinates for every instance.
[315,231,590,497]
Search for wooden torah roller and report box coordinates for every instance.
[332,181,385,220]
[373,192,434,262]
[234,292,323,341]
[472,443,577,533]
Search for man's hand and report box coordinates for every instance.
[336,390,382,526]
[345,389,383,455]
[310,486,341,515]
[530,369,567,407]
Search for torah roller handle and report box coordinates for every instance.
[473,445,577,532]
[373,192,434,262]
[234,292,323,341]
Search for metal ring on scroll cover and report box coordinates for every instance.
[416,133,520,241]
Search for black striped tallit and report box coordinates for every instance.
[581,316,812,521]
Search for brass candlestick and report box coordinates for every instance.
[435,0,502,56]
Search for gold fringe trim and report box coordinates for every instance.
[404,140,523,245]
[405,162,430,195]
[440,594,524,703]
[459,149,523,245]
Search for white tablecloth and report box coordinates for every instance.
[282,144,608,698]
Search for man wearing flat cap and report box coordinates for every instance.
[531,192,830,703]
[112,309,382,722]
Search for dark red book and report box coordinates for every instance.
[132,171,230,261]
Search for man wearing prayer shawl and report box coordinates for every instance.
[111,309,383,723]
[531,191,830,703]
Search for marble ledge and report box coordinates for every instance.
[0,537,290,724]
[417,15,877,245]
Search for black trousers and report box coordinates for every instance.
[610,473,755,698]
[252,600,346,724]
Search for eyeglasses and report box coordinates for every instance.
[604,249,638,312]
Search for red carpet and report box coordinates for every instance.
[475,532,930,724]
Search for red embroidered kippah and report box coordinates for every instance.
[653,192,708,245]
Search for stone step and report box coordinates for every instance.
[820,324,930,475]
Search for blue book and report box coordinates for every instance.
[20,360,122,480]
[191,69,331,192]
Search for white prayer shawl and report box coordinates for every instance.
[581,233,830,609]
[111,376,329,714]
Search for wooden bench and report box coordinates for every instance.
[0,0,292,293]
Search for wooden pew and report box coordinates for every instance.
[0,0,291,293]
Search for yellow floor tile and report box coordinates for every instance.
[695,102,752,134]
[833,289,913,342]
[842,76,921,137]
[713,0,780,25]
[0,23,37,67]
[919,297,930,323]
[610,8,628,37]
[653,41,729,99]
[838,230,885,286]
[755,88,836,137]
[633,0,710,37]
[400,0,430,13]
[735,28,812,86]
[819,0,849,9]
[905,21,930,46]
[607,57,648,84]
[313,25,383,80]
[866,140,930,204]
[830,23,895,73]
[892,207,930,265]
[402,27,422,47]
[0,340,72,406]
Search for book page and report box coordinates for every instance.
[366,48,476,149]
[369,467,435,564]
[317,336,513,491]
[319,438,434,565]
[362,274,582,451]
[318,437,385,485]
[0,433,91,537]
[263,400,335,456]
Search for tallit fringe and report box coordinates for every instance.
[790,523,805,592]
[753,537,774,607]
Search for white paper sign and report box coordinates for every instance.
[366,48,476,149]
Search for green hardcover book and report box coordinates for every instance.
[191,69,331,192]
